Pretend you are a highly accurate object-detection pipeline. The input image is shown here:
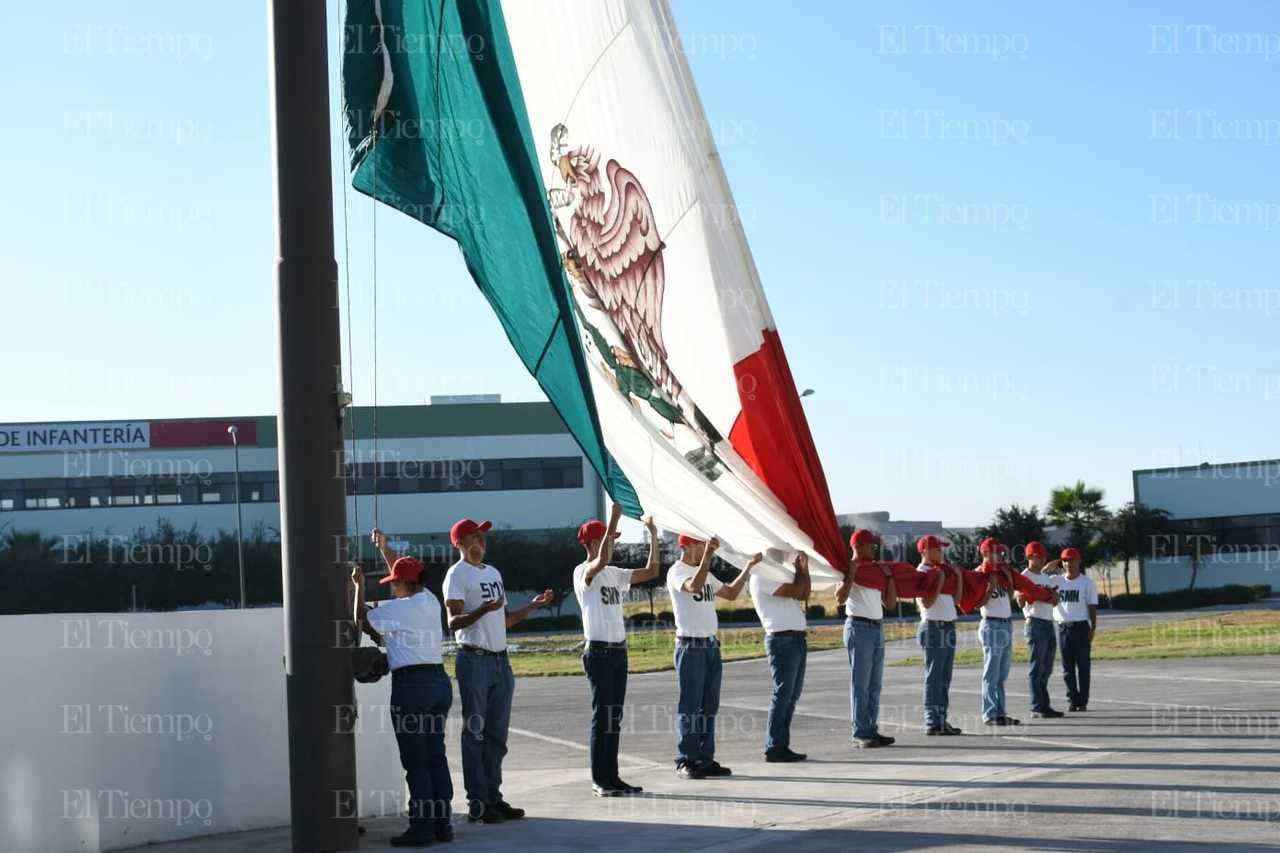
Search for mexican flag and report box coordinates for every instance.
[344,0,847,584]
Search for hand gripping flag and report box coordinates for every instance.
[344,0,846,583]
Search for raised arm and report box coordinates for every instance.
[371,528,399,573]
[584,503,625,587]
[681,537,718,593]
[349,565,380,644]
[627,516,662,585]
[771,552,811,600]
[716,551,760,601]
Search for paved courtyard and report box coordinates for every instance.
[135,627,1280,852]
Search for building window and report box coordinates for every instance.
[0,454,586,511]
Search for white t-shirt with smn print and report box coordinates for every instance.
[666,561,723,638]
[574,561,634,644]
[442,560,508,651]
[1052,573,1098,623]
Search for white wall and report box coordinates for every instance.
[1142,553,1280,594]
[0,608,408,853]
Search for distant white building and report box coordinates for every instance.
[0,399,605,561]
[1134,459,1280,594]
[837,511,978,560]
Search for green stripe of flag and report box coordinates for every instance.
[342,0,640,517]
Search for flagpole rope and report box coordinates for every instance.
[371,127,380,539]
[337,0,359,566]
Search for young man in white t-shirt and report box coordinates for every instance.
[748,551,810,763]
[353,544,453,847]
[1016,541,1064,718]
[572,503,660,797]
[666,534,756,779]
[1053,547,1099,712]
[441,518,554,824]
[915,534,995,735]
[834,528,899,748]
[976,538,1020,727]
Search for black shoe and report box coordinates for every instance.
[493,801,525,820]
[874,734,896,746]
[593,783,623,797]
[765,748,806,762]
[613,778,643,794]
[1068,703,1084,712]
[853,736,884,748]
[390,829,434,848]
[942,723,962,735]
[1002,716,1021,726]
[466,803,504,824]
[1032,709,1065,718]
[433,821,454,843]
[676,762,706,780]
[701,760,732,777]
[926,727,943,736]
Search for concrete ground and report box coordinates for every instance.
[132,624,1280,853]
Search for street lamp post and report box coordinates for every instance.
[228,425,246,609]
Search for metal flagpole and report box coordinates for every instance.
[267,1,358,850]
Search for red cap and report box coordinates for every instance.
[850,528,879,548]
[677,533,704,548]
[450,518,492,547]
[576,519,612,545]
[380,556,425,585]
[916,534,949,554]
[1060,547,1082,561]
[1025,541,1048,558]
[979,537,1004,555]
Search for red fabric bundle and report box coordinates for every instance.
[850,560,923,594]
[850,560,987,612]
[976,562,1055,603]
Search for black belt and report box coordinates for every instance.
[769,630,807,638]
[1029,615,1055,623]
[676,636,718,646]
[586,640,627,650]
[924,619,955,626]
[983,616,1012,623]
[393,663,444,675]
[1058,620,1089,626]
[459,644,508,656]
[848,616,881,626]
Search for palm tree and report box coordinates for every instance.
[1106,502,1172,595]
[1047,480,1111,553]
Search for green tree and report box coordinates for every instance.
[977,504,1049,553]
[1047,480,1111,556]
[1106,502,1173,595]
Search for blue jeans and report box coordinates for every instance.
[1058,621,1092,707]
[1025,617,1057,712]
[979,619,1013,720]
[843,618,885,739]
[674,640,722,766]
[917,620,957,729]
[582,645,628,786]
[455,649,514,807]
[764,633,807,752]
[390,666,453,834]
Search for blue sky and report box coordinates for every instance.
[2,1,1277,526]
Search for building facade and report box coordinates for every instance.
[0,400,605,561]
[1134,459,1280,594]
